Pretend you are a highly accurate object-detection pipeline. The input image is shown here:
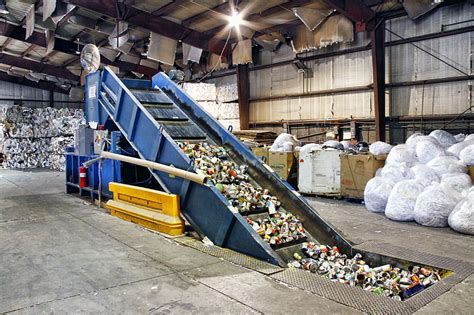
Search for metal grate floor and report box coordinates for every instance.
[173,236,474,314]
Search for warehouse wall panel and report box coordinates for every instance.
[244,2,472,124]
[0,80,82,108]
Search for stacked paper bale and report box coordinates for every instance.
[364,130,474,235]
[0,105,84,170]
[50,136,75,171]
[182,82,241,131]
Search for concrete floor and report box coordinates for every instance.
[0,169,473,314]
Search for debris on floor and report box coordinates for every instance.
[288,242,442,300]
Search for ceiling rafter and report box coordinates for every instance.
[324,0,376,29]
[21,43,37,57]
[150,0,189,16]
[55,5,79,29]
[181,1,233,27]
[0,71,70,94]
[0,23,158,76]
[1,38,13,51]
[66,0,232,56]
[0,52,79,81]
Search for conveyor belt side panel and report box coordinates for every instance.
[152,73,354,254]
[89,67,284,266]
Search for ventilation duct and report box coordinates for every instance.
[25,73,40,82]
[109,21,129,50]
[254,33,285,51]
[99,47,119,62]
[43,0,56,22]
[25,4,35,40]
[51,4,76,25]
[45,29,55,55]
[291,15,354,53]
[182,43,202,65]
[292,7,335,31]
[148,32,177,66]
[402,0,439,19]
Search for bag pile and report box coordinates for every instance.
[364,130,474,235]
[269,133,301,152]
[0,105,84,170]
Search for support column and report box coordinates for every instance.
[236,64,250,130]
[371,21,386,141]
[49,88,54,108]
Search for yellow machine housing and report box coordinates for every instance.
[106,182,185,236]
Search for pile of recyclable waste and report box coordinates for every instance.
[0,105,84,170]
[179,142,306,245]
[288,242,442,300]
[364,130,474,235]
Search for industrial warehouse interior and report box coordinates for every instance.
[0,0,473,314]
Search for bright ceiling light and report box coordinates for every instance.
[228,11,242,28]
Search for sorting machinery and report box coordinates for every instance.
[66,67,352,266]
[67,67,440,270]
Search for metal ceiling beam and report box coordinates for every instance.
[21,44,37,57]
[0,23,158,76]
[0,71,69,94]
[182,1,232,27]
[1,38,13,51]
[324,0,376,30]
[55,6,79,29]
[0,53,79,81]
[150,0,188,16]
[67,0,231,56]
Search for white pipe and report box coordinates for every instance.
[99,151,207,185]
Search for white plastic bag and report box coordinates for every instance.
[369,141,392,155]
[459,144,474,166]
[454,133,466,142]
[380,164,414,185]
[415,139,446,164]
[441,173,472,193]
[429,130,457,148]
[406,135,440,149]
[364,177,393,213]
[405,133,424,148]
[385,179,425,221]
[273,133,299,150]
[300,143,321,153]
[282,141,294,152]
[340,140,350,150]
[386,144,418,167]
[426,156,467,176]
[411,164,439,187]
[414,183,462,227]
[447,140,474,158]
[322,140,343,150]
[448,192,474,235]
[269,144,280,152]
[465,134,474,141]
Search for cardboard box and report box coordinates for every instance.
[251,146,269,163]
[268,151,296,180]
[469,165,474,183]
[340,153,386,199]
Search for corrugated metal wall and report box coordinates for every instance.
[0,80,82,108]
[206,2,472,128]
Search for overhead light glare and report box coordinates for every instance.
[228,11,242,28]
